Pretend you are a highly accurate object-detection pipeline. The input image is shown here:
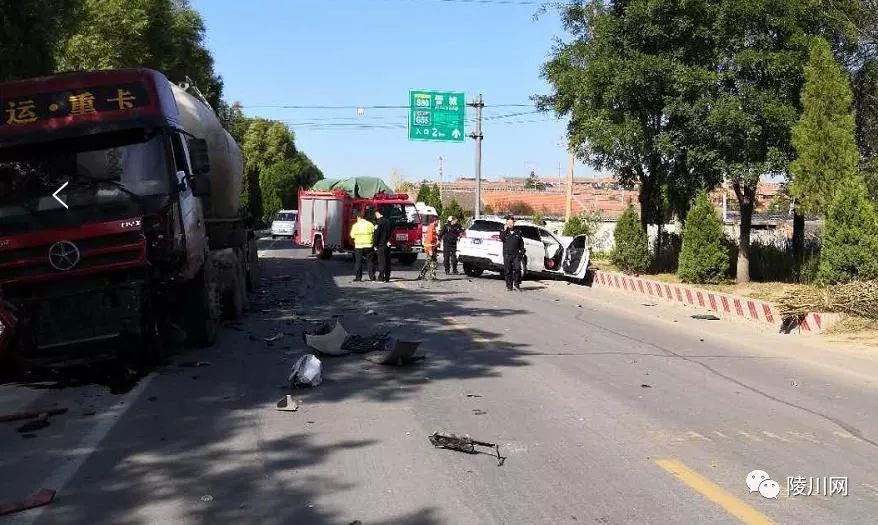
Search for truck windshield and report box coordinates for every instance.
[0,130,170,234]
[378,203,419,228]
[276,212,296,222]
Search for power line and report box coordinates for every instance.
[238,103,534,109]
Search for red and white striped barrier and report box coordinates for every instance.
[591,270,842,335]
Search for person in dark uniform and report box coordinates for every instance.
[373,208,393,282]
[439,215,463,275]
[499,215,524,292]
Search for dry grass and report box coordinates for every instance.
[824,316,878,347]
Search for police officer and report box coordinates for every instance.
[373,208,393,282]
[499,215,524,292]
[439,216,463,275]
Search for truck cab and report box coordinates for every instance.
[0,69,240,362]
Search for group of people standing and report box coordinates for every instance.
[348,209,464,283]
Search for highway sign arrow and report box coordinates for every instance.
[52,181,69,209]
[452,128,461,139]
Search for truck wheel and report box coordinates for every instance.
[314,237,332,260]
[137,294,171,365]
[184,256,222,347]
[221,253,245,320]
[247,238,259,291]
[398,253,418,266]
[463,264,484,277]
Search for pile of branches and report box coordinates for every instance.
[778,281,878,320]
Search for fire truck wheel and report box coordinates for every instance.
[398,253,418,266]
[184,257,222,347]
[247,238,259,291]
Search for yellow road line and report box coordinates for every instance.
[655,459,775,525]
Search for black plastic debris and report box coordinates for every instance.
[691,314,721,321]
[342,331,391,354]
[363,339,424,366]
[428,431,505,466]
[641,384,652,388]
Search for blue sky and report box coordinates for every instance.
[191,0,601,182]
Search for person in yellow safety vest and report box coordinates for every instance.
[418,216,439,281]
[350,211,377,282]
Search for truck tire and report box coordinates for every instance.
[463,263,484,277]
[314,236,333,260]
[184,255,222,347]
[399,253,418,266]
[247,237,259,291]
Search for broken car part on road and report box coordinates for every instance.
[289,354,323,387]
[428,431,505,466]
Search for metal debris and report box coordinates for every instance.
[363,339,424,366]
[200,495,214,503]
[341,331,391,354]
[275,395,299,412]
[428,431,505,466]
[305,322,350,356]
[289,354,323,387]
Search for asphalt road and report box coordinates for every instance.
[1,239,877,524]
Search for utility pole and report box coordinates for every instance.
[438,155,444,200]
[468,94,484,219]
[565,150,575,222]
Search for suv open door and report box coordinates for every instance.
[560,235,590,281]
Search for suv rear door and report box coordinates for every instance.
[461,219,503,257]
[560,235,590,280]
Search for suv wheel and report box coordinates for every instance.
[463,263,484,277]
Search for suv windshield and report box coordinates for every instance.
[378,203,418,228]
[0,130,171,234]
[276,212,296,222]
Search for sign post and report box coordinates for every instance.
[408,90,465,143]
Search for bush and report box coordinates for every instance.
[818,179,878,283]
[562,211,601,238]
[678,192,729,283]
[611,205,651,274]
[507,200,534,216]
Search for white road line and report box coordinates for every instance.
[8,373,157,525]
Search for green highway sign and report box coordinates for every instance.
[408,90,465,142]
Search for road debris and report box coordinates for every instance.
[178,361,211,368]
[363,339,424,366]
[289,354,323,387]
[275,395,299,412]
[365,309,377,315]
[428,431,505,466]
[691,314,721,321]
[200,494,214,503]
[342,331,391,354]
[642,303,657,307]
[641,384,652,388]
[263,333,285,343]
[0,407,67,423]
[466,394,482,398]
[304,322,350,356]
[0,488,56,516]
[472,409,487,416]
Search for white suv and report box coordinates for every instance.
[270,210,298,239]
[457,216,590,282]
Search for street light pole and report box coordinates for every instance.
[468,94,484,219]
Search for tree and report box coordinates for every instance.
[0,0,80,80]
[57,0,223,107]
[507,200,534,216]
[611,205,651,274]
[242,119,296,222]
[443,199,465,224]
[260,153,324,221]
[677,191,729,284]
[563,211,601,238]
[430,183,443,217]
[539,1,720,234]
[415,182,431,204]
[818,178,878,283]
[789,37,860,216]
[389,168,406,192]
[525,170,546,191]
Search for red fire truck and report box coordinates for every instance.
[296,180,422,265]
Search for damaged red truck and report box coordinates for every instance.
[0,68,256,365]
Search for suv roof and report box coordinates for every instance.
[471,216,542,229]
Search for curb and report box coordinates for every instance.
[591,270,843,335]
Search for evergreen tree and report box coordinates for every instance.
[677,191,729,283]
[430,183,443,217]
[611,205,651,274]
[415,182,431,204]
[789,37,860,215]
[443,199,464,223]
[817,179,878,283]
